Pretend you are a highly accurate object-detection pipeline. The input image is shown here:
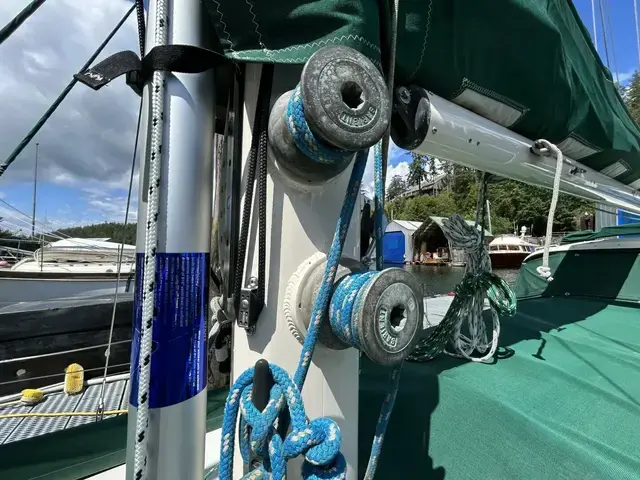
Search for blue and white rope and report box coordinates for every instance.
[328,271,378,350]
[220,85,397,480]
[220,364,346,480]
[285,85,354,166]
[373,141,385,271]
[328,269,403,480]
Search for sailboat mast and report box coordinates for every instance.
[126,0,214,478]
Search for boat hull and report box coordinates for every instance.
[0,272,132,305]
[489,252,529,268]
[0,291,133,396]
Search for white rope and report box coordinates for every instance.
[533,139,564,282]
[133,0,168,478]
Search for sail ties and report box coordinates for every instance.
[408,214,517,363]
[532,139,565,282]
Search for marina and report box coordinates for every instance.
[0,0,639,479]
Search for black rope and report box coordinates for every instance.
[134,0,146,55]
[0,0,47,46]
[256,89,270,304]
[233,64,274,312]
[0,3,136,179]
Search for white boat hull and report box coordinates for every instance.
[0,276,131,304]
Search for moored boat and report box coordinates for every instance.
[488,235,538,268]
[0,238,134,304]
[1,0,640,479]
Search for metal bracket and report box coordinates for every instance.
[390,85,432,150]
[237,276,263,335]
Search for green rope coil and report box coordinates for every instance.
[408,271,517,362]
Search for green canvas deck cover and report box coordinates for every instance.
[205,0,640,188]
[515,244,640,301]
[360,244,640,478]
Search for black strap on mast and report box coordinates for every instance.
[0,3,136,179]
[0,0,48,47]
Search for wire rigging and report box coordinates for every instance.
[0,0,47,46]
[603,0,619,84]
[96,98,143,421]
[591,0,598,52]
[634,0,640,70]
[597,0,611,72]
[0,3,136,179]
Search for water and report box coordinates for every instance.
[399,264,520,296]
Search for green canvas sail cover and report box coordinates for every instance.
[560,223,640,244]
[204,0,640,188]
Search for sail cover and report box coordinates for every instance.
[205,0,640,189]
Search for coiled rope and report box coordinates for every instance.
[220,83,397,479]
[408,204,517,363]
[328,270,403,480]
[285,85,354,166]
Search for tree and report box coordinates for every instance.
[51,222,137,245]
[386,173,594,237]
[386,175,407,201]
[407,153,428,192]
[425,156,438,180]
[625,71,640,125]
[488,180,593,235]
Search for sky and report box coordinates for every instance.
[0,0,637,233]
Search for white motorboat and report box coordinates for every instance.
[0,238,135,303]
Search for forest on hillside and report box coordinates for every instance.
[0,222,136,251]
[384,164,593,236]
[385,72,640,236]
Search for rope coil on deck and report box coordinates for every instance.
[408,213,517,363]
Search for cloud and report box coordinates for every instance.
[362,141,412,196]
[0,1,140,224]
[616,70,636,85]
